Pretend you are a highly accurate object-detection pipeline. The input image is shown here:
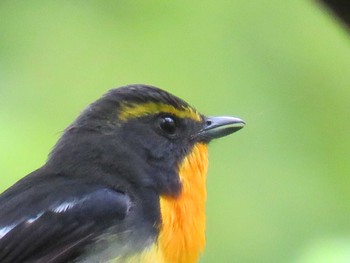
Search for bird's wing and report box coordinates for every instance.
[0,177,131,263]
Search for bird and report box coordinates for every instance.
[0,84,245,263]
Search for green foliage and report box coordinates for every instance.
[1,1,349,262]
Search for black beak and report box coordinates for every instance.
[197,116,245,140]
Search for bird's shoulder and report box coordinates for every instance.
[0,168,138,263]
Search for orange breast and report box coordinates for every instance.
[158,143,209,263]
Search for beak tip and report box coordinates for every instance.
[199,116,246,140]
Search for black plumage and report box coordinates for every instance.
[0,84,245,262]
[0,85,203,262]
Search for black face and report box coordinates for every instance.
[47,84,244,197]
[113,113,204,196]
[47,85,205,197]
[118,113,203,162]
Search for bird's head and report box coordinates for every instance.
[47,85,245,197]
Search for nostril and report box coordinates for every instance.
[206,120,212,126]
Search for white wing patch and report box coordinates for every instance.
[0,224,16,239]
[0,212,46,239]
[26,212,44,224]
[52,200,79,213]
[0,200,81,240]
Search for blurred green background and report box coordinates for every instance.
[1,1,350,262]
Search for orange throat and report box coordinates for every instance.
[158,143,209,263]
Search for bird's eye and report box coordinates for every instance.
[158,116,177,135]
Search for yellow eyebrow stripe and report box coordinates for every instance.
[118,102,202,122]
